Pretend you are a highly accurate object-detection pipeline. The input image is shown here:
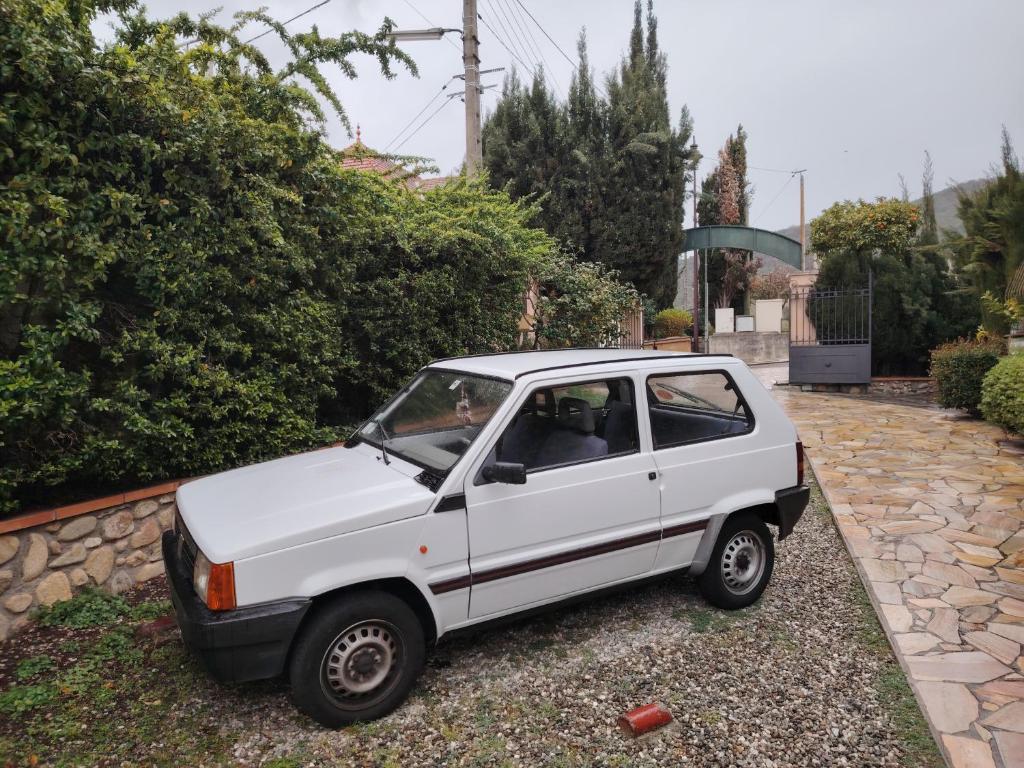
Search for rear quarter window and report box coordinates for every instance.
[646,370,754,449]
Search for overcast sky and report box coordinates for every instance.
[94,0,1024,231]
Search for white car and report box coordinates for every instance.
[163,349,808,727]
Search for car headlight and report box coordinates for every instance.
[193,550,236,611]
[193,551,212,602]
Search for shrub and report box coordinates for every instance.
[35,588,129,628]
[652,308,693,338]
[929,340,1004,414]
[981,354,1024,435]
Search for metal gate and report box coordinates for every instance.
[789,278,872,384]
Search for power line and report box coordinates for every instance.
[754,173,797,225]
[514,0,606,99]
[506,0,562,95]
[483,0,534,77]
[392,94,459,153]
[244,0,333,44]
[178,0,334,48]
[477,10,537,78]
[491,0,537,77]
[385,77,459,151]
[749,165,800,175]
[399,0,463,52]
[503,0,542,66]
[514,0,577,71]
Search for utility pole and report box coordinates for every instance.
[462,0,482,173]
[799,171,806,270]
[691,140,700,352]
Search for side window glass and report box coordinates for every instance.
[647,372,752,449]
[494,378,639,472]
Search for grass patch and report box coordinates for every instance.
[15,655,55,681]
[0,621,236,766]
[35,588,130,628]
[876,663,945,768]
[809,476,944,768]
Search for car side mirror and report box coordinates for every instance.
[482,462,527,485]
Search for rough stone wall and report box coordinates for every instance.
[868,378,937,397]
[780,378,937,398]
[0,494,176,640]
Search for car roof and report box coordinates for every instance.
[426,348,736,380]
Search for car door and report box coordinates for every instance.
[463,375,661,619]
[644,367,760,569]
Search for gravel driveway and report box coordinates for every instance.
[0,480,940,767]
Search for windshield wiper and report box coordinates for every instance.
[371,417,392,466]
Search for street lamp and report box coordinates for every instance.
[388,27,461,42]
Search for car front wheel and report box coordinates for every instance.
[698,512,775,609]
[288,590,426,727]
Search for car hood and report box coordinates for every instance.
[176,443,435,562]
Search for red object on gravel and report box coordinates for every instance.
[617,702,673,736]
[135,614,178,638]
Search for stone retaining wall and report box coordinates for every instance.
[707,331,789,365]
[868,377,937,397]
[0,489,179,640]
[777,377,937,398]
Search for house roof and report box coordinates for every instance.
[339,127,451,191]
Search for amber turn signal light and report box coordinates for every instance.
[206,561,236,611]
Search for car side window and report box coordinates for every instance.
[494,378,639,472]
[646,371,753,449]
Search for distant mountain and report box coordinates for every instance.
[776,178,990,242]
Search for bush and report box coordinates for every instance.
[652,308,693,338]
[929,340,1004,413]
[981,354,1024,435]
[0,2,637,515]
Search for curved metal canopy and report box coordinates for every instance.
[683,225,803,269]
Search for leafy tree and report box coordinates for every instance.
[528,254,641,348]
[482,2,696,310]
[950,128,1024,334]
[811,198,975,375]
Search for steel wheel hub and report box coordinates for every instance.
[721,531,765,595]
[323,621,399,697]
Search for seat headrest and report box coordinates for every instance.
[537,388,556,417]
[557,397,596,434]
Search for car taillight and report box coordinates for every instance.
[796,441,805,486]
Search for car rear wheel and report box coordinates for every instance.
[288,590,425,727]
[698,512,775,610]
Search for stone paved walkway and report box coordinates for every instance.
[771,389,1024,768]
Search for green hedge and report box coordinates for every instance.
[980,354,1024,435]
[929,340,1004,414]
[652,308,693,339]
[0,2,547,514]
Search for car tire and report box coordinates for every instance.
[288,590,426,728]
[698,512,775,610]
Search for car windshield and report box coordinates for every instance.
[357,369,512,474]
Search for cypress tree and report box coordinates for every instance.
[481,0,694,309]
[696,127,752,312]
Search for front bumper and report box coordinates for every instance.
[774,485,810,540]
[161,531,311,683]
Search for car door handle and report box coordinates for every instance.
[648,471,658,481]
